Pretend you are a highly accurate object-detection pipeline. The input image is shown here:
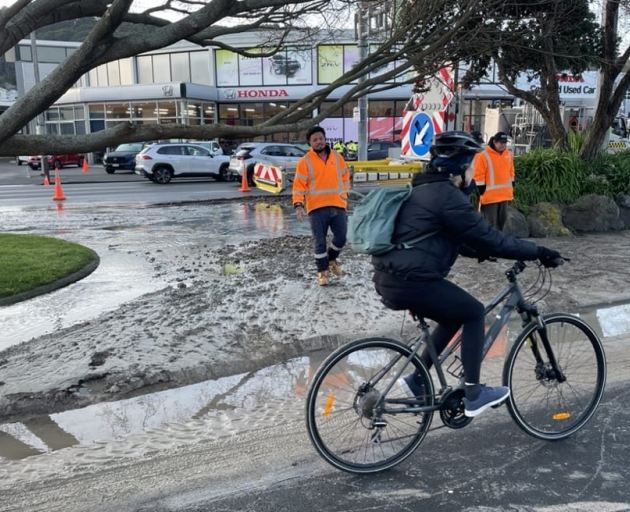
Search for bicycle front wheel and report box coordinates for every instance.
[504,313,606,440]
[306,337,434,474]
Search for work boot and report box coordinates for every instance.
[328,260,343,276]
[317,270,330,286]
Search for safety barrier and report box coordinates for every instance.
[608,140,630,152]
[253,163,287,194]
[350,159,424,187]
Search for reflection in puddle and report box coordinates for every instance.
[0,352,328,461]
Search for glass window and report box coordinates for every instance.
[157,100,177,118]
[320,101,342,118]
[190,52,211,84]
[45,108,60,121]
[283,146,306,157]
[119,58,133,85]
[89,104,105,119]
[219,104,239,124]
[368,100,394,117]
[75,121,86,135]
[133,101,157,120]
[264,102,288,119]
[74,105,85,120]
[58,106,74,121]
[66,47,76,57]
[343,101,358,118]
[97,64,108,87]
[105,103,130,119]
[59,123,75,135]
[186,145,209,156]
[395,100,406,117]
[46,124,58,135]
[242,103,263,120]
[202,102,216,124]
[18,45,32,62]
[107,61,120,86]
[38,46,67,63]
[170,53,190,82]
[261,146,283,156]
[137,56,153,84]
[153,54,171,82]
[185,102,202,119]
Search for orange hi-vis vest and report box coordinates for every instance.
[292,149,350,214]
[473,146,515,205]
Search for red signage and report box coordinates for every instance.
[237,89,289,98]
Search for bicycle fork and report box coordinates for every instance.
[526,312,567,384]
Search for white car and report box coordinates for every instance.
[228,142,306,186]
[135,143,234,184]
[16,156,29,166]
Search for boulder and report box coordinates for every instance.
[503,206,530,238]
[563,194,623,233]
[615,194,630,228]
[527,202,572,238]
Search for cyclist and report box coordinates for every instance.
[371,131,562,418]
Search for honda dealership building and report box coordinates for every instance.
[7,30,513,152]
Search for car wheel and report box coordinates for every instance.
[77,157,85,168]
[17,158,22,166]
[105,167,116,174]
[247,165,256,186]
[152,166,173,184]
[218,164,234,182]
[53,160,62,170]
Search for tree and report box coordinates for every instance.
[0,0,499,157]
[459,0,602,153]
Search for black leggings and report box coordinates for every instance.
[376,279,485,384]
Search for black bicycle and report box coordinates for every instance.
[305,260,607,473]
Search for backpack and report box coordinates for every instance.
[347,183,437,255]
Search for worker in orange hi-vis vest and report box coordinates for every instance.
[472,131,514,231]
[293,126,351,286]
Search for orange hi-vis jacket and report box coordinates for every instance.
[473,146,515,205]
[292,148,351,214]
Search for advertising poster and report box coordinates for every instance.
[239,49,263,86]
[320,118,344,143]
[343,46,360,74]
[318,45,343,84]
[369,117,395,141]
[286,48,312,85]
[263,48,289,86]
[215,50,239,86]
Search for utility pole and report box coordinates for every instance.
[30,30,50,181]
[357,2,369,161]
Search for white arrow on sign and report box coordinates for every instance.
[413,119,431,147]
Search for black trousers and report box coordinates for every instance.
[480,201,508,231]
[376,279,485,384]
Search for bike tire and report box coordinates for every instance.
[503,313,606,440]
[305,337,434,474]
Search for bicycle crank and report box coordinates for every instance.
[439,389,473,429]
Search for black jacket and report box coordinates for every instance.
[372,172,539,286]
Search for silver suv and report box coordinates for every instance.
[135,143,232,184]
[228,143,306,186]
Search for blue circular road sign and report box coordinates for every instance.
[408,112,434,157]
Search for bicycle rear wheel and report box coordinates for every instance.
[306,337,434,473]
[504,313,606,440]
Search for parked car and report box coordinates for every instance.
[28,153,84,170]
[228,143,306,186]
[191,140,224,156]
[103,142,152,174]
[16,156,29,166]
[134,143,233,184]
[367,141,401,160]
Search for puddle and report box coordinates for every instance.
[0,352,328,461]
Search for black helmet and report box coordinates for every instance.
[429,131,483,159]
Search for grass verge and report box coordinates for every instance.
[0,234,96,298]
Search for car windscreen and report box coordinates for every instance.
[234,149,254,157]
[115,143,144,152]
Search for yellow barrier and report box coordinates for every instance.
[253,163,286,194]
[608,141,630,152]
[350,159,424,186]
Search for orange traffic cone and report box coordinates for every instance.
[82,157,89,173]
[238,169,251,193]
[43,174,50,186]
[52,170,66,201]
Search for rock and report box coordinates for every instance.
[503,206,529,238]
[527,202,572,238]
[563,194,623,233]
[615,194,630,228]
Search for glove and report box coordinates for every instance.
[537,246,562,268]
[294,204,306,222]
